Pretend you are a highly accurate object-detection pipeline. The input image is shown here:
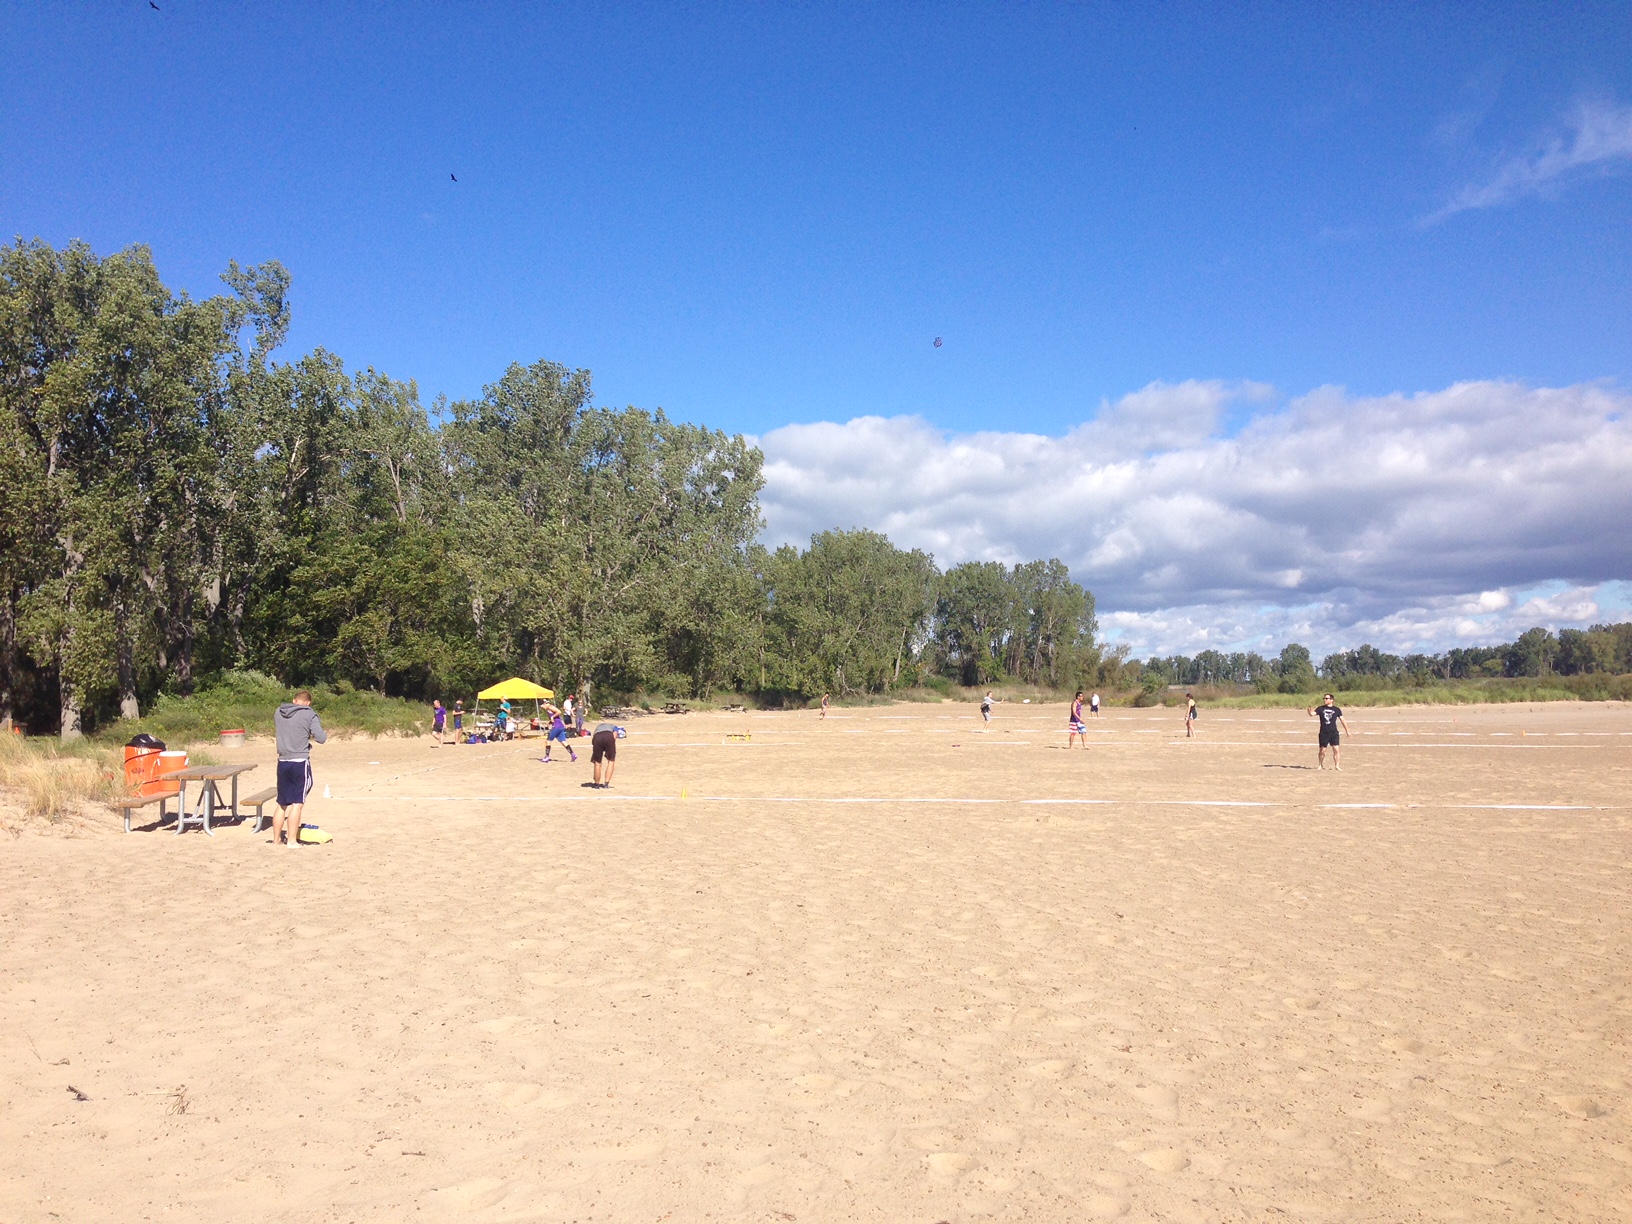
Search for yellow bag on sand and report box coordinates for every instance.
[297,824,333,844]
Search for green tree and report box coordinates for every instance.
[1274,643,1317,693]
[762,530,937,696]
[1504,627,1557,678]
[0,239,233,736]
[935,561,1019,685]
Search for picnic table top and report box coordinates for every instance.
[160,763,259,781]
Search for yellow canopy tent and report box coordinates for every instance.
[477,678,555,701]
[472,678,556,739]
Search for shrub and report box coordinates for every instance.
[108,670,426,744]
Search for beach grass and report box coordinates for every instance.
[0,733,122,826]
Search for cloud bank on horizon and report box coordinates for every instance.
[756,379,1632,658]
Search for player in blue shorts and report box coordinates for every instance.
[272,690,326,848]
[542,707,577,762]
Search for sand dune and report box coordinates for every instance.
[2,701,1628,1222]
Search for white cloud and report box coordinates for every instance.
[1426,98,1632,224]
[756,379,1632,655]
[1096,582,1632,660]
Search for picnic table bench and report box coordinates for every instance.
[240,785,279,834]
[115,791,177,834]
[158,763,259,835]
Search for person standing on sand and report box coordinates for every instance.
[542,707,577,763]
[1068,691,1087,748]
[819,693,829,720]
[1309,693,1351,770]
[432,699,446,746]
[272,690,327,848]
[981,691,995,723]
[1090,691,1101,718]
[1184,692,1198,738]
[589,721,619,788]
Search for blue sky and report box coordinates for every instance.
[4,3,1630,653]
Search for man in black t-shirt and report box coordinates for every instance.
[1307,693,1351,770]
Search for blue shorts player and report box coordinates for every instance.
[543,709,577,763]
[272,690,327,848]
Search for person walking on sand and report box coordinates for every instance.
[819,693,829,720]
[432,698,446,746]
[1309,693,1351,770]
[589,720,619,788]
[1090,691,1101,718]
[452,699,465,743]
[272,690,327,848]
[981,691,995,723]
[1068,691,1087,748]
[1184,692,1198,738]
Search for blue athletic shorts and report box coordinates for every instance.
[277,759,313,807]
[547,726,569,744]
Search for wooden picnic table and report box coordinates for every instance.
[159,763,258,836]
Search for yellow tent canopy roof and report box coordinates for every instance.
[477,677,555,701]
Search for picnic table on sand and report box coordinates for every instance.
[159,763,259,836]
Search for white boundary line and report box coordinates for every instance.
[325,796,1609,810]
[1161,741,1598,749]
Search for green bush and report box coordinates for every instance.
[106,670,426,744]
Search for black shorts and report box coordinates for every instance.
[591,730,617,763]
[1319,730,1340,748]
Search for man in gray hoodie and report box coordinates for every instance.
[273,691,327,848]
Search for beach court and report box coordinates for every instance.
[2,701,1628,1222]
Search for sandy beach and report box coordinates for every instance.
[2,699,1629,1223]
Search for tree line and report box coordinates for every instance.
[1138,623,1632,694]
[0,240,1099,737]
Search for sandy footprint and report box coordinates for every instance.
[926,1151,976,1178]
[437,1177,520,1211]
[1138,1147,1189,1173]
[1555,1095,1608,1118]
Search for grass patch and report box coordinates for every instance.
[0,734,121,827]
[109,670,427,745]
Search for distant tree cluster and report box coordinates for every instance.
[0,240,1099,736]
[1140,624,1632,695]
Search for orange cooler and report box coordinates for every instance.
[141,750,188,797]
